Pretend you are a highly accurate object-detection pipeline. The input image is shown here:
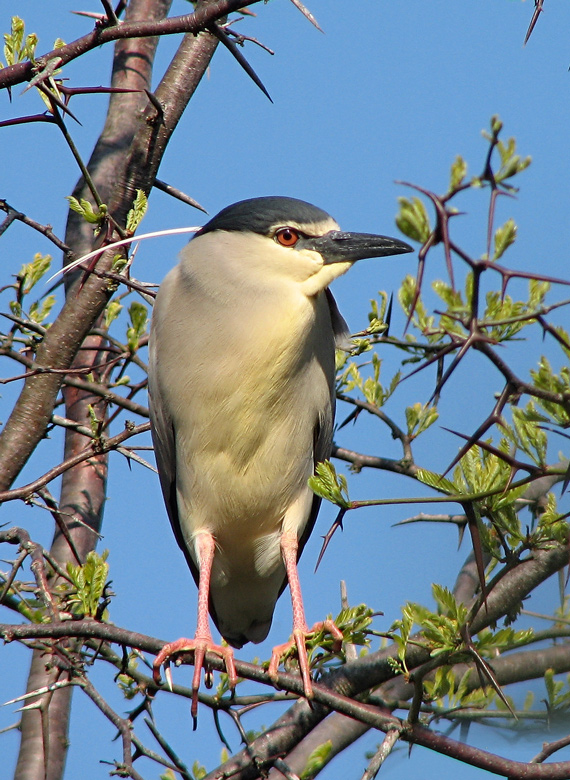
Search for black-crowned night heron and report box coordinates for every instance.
[148,196,412,714]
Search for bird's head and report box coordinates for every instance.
[192,196,413,295]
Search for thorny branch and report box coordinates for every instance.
[2,516,569,778]
[0,2,569,775]
[0,0,263,91]
[0,422,149,504]
[0,200,71,256]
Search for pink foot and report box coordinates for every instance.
[268,619,343,698]
[153,634,237,720]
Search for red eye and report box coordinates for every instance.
[275,227,300,247]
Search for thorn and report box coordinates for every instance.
[209,23,273,103]
[15,701,43,713]
[288,0,323,32]
[153,178,207,213]
[144,89,164,121]
[21,58,63,94]
[71,10,108,20]
[524,0,544,46]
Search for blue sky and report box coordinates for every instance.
[1,1,570,778]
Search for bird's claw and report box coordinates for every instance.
[153,635,237,720]
[268,619,343,698]
[164,661,173,692]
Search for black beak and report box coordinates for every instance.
[301,230,413,264]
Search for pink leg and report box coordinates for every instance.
[153,532,237,720]
[268,532,343,698]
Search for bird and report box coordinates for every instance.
[148,196,412,715]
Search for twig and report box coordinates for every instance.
[81,677,143,779]
[336,392,411,456]
[532,733,570,764]
[0,423,150,503]
[0,200,72,255]
[360,729,401,780]
[144,717,193,780]
[332,445,418,477]
[0,528,59,619]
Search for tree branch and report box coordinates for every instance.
[0,0,261,91]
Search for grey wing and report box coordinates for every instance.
[292,290,340,566]
[325,288,351,350]
[148,352,200,588]
[296,406,334,564]
[293,290,342,565]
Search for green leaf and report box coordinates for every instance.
[104,300,123,328]
[3,17,24,66]
[425,665,455,701]
[475,626,533,655]
[396,196,430,243]
[362,353,383,405]
[542,668,570,711]
[355,352,399,407]
[368,291,389,326]
[415,468,457,496]
[126,301,148,352]
[406,403,439,438]
[490,115,503,136]
[65,550,110,617]
[126,189,148,233]
[530,358,570,426]
[432,279,464,310]
[494,133,532,184]
[87,404,102,437]
[390,606,415,671]
[18,253,52,293]
[309,461,350,508]
[301,741,333,779]
[29,295,55,324]
[432,584,467,623]
[336,359,363,394]
[533,493,569,547]
[493,218,517,260]
[528,279,550,309]
[23,32,38,62]
[66,196,107,225]
[117,656,140,700]
[449,154,467,190]
[398,275,439,338]
[511,403,548,465]
[191,760,207,780]
[334,603,374,647]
